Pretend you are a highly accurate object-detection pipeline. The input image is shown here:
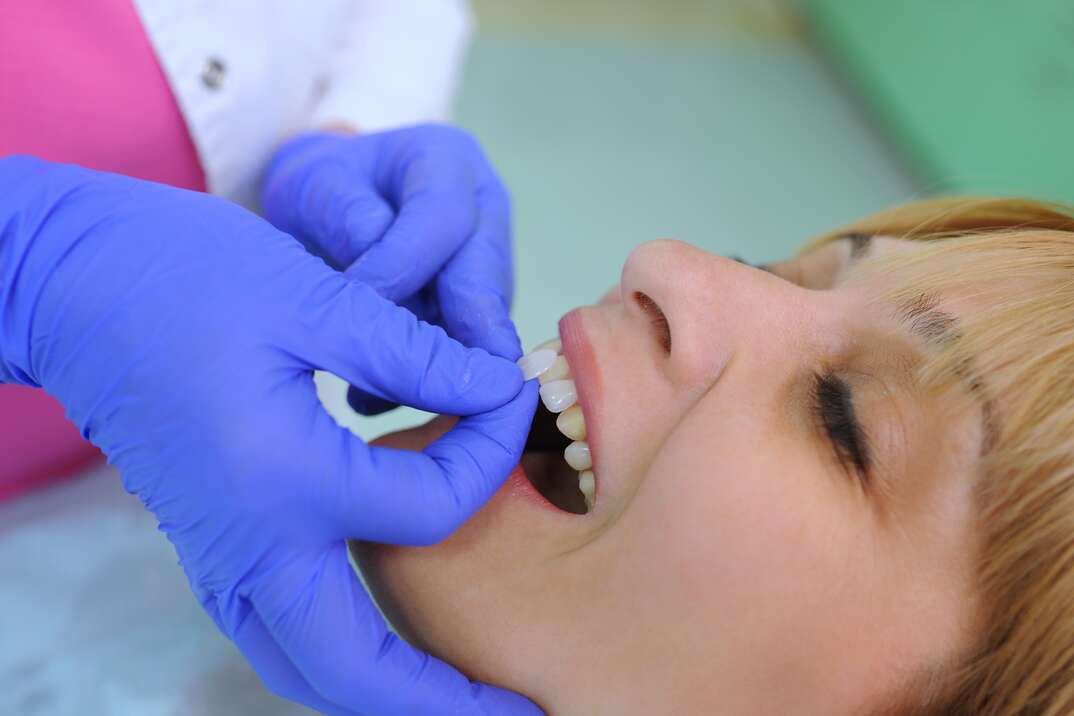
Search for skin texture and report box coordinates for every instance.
[354,237,986,715]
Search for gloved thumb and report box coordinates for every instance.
[262,133,395,270]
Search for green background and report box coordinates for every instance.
[806,0,1074,205]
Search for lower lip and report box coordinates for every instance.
[503,461,585,517]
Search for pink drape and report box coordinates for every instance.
[0,0,206,501]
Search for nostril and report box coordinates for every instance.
[633,291,671,354]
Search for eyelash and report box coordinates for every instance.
[730,256,771,272]
[812,372,871,489]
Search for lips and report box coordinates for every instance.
[559,308,604,508]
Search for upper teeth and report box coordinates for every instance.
[517,339,596,512]
[533,338,563,354]
[578,471,595,511]
[564,441,592,471]
[539,355,570,384]
[538,379,576,413]
[555,405,586,441]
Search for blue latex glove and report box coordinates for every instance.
[261,124,517,415]
[0,156,541,716]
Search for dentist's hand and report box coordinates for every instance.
[0,157,541,716]
[261,124,518,414]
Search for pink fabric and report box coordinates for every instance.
[0,0,206,502]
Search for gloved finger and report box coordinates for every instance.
[435,180,521,360]
[264,156,395,270]
[332,380,538,545]
[254,543,545,716]
[344,149,479,303]
[344,287,442,416]
[397,283,444,330]
[293,280,523,416]
[233,608,364,716]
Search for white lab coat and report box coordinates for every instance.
[133,0,473,208]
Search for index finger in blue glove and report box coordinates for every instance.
[251,543,545,716]
[344,128,483,303]
[434,179,522,360]
[292,280,523,417]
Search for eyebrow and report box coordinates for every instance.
[839,234,999,454]
[845,232,873,260]
[896,293,998,455]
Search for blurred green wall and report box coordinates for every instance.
[805,0,1074,205]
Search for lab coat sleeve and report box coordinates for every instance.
[309,0,474,132]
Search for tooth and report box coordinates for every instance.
[533,338,563,354]
[564,441,592,471]
[516,348,557,381]
[555,405,586,441]
[538,379,577,413]
[537,355,570,385]
[578,470,595,511]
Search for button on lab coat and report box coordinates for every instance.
[133,0,473,208]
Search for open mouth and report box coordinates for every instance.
[518,339,595,515]
[523,403,587,514]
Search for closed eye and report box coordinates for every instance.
[812,372,872,489]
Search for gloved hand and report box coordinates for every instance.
[0,156,541,716]
[261,124,517,415]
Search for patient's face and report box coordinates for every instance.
[354,237,987,715]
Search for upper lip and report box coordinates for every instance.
[559,308,603,507]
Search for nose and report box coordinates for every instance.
[619,239,816,388]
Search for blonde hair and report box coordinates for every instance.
[805,198,1074,715]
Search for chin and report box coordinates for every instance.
[349,414,578,703]
[352,323,612,712]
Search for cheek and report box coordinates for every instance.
[613,407,882,706]
[635,417,836,622]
